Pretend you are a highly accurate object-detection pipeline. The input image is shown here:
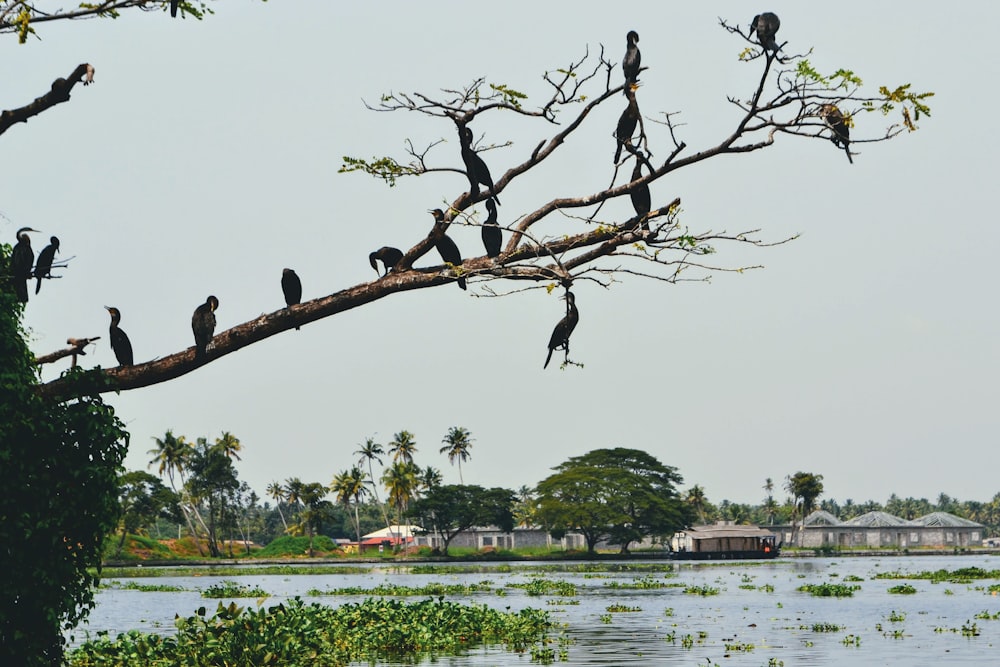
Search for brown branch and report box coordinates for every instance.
[0,63,94,136]
[33,337,101,367]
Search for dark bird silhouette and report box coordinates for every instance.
[481,198,502,258]
[192,295,219,360]
[459,125,500,205]
[430,209,467,290]
[104,306,134,366]
[622,30,641,91]
[170,0,179,18]
[749,12,781,52]
[820,104,853,164]
[369,246,404,276]
[33,236,60,294]
[614,83,640,163]
[544,291,579,369]
[281,268,302,330]
[12,227,38,303]
[629,153,651,229]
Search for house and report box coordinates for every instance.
[670,523,779,558]
[783,511,984,549]
[411,526,586,551]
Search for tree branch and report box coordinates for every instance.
[0,63,94,136]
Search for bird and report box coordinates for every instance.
[622,31,641,91]
[170,0,179,18]
[104,306,134,366]
[459,125,500,205]
[544,291,579,369]
[281,269,302,330]
[11,227,38,303]
[629,153,651,229]
[369,246,404,276]
[191,295,219,360]
[481,198,502,259]
[820,104,853,164]
[749,13,781,52]
[33,236,60,295]
[614,83,640,163]
[430,209,467,290]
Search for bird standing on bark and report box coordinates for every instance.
[622,31,641,91]
[281,269,302,330]
[12,227,38,303]
[33,236,60,294]
[369,246,404,276]
[459,125,500,205]
[820,104,853,164]
[614,83,641,163]
[430,209,467,290]
[481,198,502,259]
[629,153,651,229]
[104,306,134,367]
[544,291,579,369]
[749,12,781,52]
[192,295,219,360]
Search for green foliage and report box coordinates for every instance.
[887,584,918,595]
[68,597,554,665]
[796,583,860,597]
[488,83,528,109]
[811,622,842,632]
[509,578,578,597]
[683,585,720,596]
[338,155,420,186]
[201,580,269,598]
[407,484,516,555]
[1,244,130,664]
[873,567,999,583]
[307,581,496,597]
[254,534,338,557]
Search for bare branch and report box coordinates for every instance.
[0,64,95,137]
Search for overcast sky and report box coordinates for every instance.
[4,2,996,508]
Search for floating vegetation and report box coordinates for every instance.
[599,613,612,624]
[684,585,720,597]
[605,576,683,590]
[201,580,269,598]
[758,583,775,593]
[509,579,577,597]
[841,634,862,647]
[873,567,1000,584]
[69,597,555,665]
[545,599,580,606]
[796,583,860,598]
[663,607,674,617]
[888,610,906,623]
[605,604,642,613]
[723,640,754,652]
[307,582,495,597]
[100,581,186,593]
[811,622,842,632]
[843,575,864,582]
[99,564,373,579]
[887,583,917,595]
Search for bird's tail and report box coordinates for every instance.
[544,347,554,369]
[458,276,467,290]
[14,279,28,303]
[35,276,43,294]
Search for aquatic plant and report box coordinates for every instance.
[887,584,917,595]
[683,585,720,596]
[796,583,860,597]
[201,580,269,598]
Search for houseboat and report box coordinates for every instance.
[670,524,780,560]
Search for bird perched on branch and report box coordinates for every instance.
[430,209,467,290]
[622,31,641,91]
[104,306,134,367]
[459,125,500,205]
[481,198,502,259]
[820,104,853,164]
[281,269,302,330]
[749,12,781,52]
[369,246,404,276]
[544,290,579,369]
[170,1,179,18]
[614,83,640,163]
[33,236,60,295]
[192,295,219,360]
[629,152,651,229]
[12,227,38,303]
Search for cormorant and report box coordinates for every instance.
[170,0,179,18]
[481,198,502,258]
[820,104,853,164]
[34,236,60,294]
[614,83,640,163]
[629,153,651,229]
[11,227,38,303]
[104,306,134,366]
[623,31,641,91]
[192,295,219,360]
[430,209,467,290]
[749,13,781,52]
[369,246,404,276]
[544,291,579,369]
[459,125,500,205]
[281,268,302,330]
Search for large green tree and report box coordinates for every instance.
[407,485,516,556]
[784,471,825,545]
[114,470,181,557]
[536,448,689,553]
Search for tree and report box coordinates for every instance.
[784,472,825,545]
[685,485,710,525]
[331,466,369,551]
[439,426,474,484]
[382,460,420,538]
[293,482,333,557]
[266,481,289,532]
[147,430,206,555]
[389,430,418,465]
[407,485,515,556]
[762,478,778,526]
[184,435,243,557]
[355,436,392,532]
[419,466,444,494]
[114,470,181,557]
[535,448,687,554]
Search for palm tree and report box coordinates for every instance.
[284,477,306,527]
[296,482,330,557]
[331,466,369,551]
[148,430,206,555]
[439,426,473,484]
[266,481,288,531]
[388,430,418,465]
[215,431,242,460]
[784,472,824,546]
[762,477,776,525]
[514,485,537,527]
[382,461,419,546]
[355,436,391,531]
[419,466,442,494]
[685,485,708,524]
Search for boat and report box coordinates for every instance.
[670,523,780,560]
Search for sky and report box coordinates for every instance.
[3,2,997,508]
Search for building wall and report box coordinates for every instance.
[791,525,982,548]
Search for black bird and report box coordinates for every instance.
[12,227,38,303]
[614,83,640,163]
[33,236,60,295]
[622,30,641,91]
[481,198,502,259]
[820,104,853,164]
[170,0,179,18]
[192,295,219,360]
[544,291,579,369]
[629,153,651,229]
[749,13,781,52]
[281,268,302,330]
[369,246,404,276]
[459,125,500,205]
[104,306,134,367]
[430,209,467,290]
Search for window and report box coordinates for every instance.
[482,536,493,546]
[910,532,919,543]
[945,532,954,543]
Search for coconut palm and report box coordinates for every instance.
[331,466,369,550]
[284,477,306,526]
[439,426,473,484]
[382,461,420,543]
[296,482,331,557]
[148,430,207,554]
[355,436,391,531]
[685,485,709,524]
[419,466,443,494]
[215,431,242,460]
[266,480,288,531]
[388,430,418,465]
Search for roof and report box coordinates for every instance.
[361,525,423,540]
[683,524,776,539]
[910,512,983,528]
[803,510,842,526]
[843,511,909,527]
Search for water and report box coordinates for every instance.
[72,555,1000,665]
